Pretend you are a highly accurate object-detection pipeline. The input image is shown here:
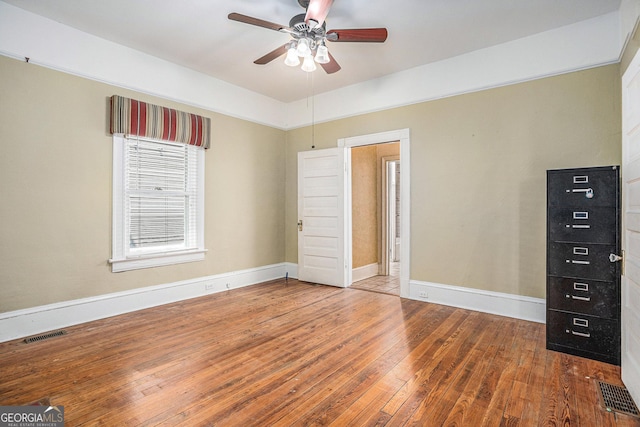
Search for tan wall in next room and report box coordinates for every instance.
[351,145,378,269]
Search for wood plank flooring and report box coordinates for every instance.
[0,279,637,426]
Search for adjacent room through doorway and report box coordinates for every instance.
[350,142,401,296]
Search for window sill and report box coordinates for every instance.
[109,249,207,272]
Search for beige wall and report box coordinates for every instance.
[0,55,621,313]
[344,143,402,270]
[0,55,286,312]
[286,64,621,299]
[351,145,378,268]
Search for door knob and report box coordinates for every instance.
[609,253,622,263]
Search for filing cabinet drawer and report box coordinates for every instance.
[548,242,618,282]
[547,277,618,318]
[548,207,617,244]
[547,168,618,207]
[547,310,619,357]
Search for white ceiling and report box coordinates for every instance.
[2,0,622,103]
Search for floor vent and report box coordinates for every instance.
[24,330,67,344]
[597,380,640,418]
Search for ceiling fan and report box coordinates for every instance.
[228,0,388,74]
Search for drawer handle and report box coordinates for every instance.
[573,318,589,327]
[571,330,591,338]
[571,188,594,199]
[574,282,589,291]
[573,176,589,184]
[571,224,591,229]
[570,260,590,265]
[571,295,591,302]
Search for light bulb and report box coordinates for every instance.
[284,45,300,67]
[314,45,330,64]
[301,54,317,72]
[296,38,311,57]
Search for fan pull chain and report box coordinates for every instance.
[307,71,315,149]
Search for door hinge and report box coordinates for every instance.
[297,220,303,231]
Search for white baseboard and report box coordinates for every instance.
[282,263,544,323]
[352,263,379,282]
[0,263,287,343]
[409,280,546,323]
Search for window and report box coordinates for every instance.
[110,134,205,272]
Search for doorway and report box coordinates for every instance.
[350,145,400,295]
[339,128,411,298]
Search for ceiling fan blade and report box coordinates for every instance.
[320,52,341,74]
[254,44,289,65]
[305,0,333,27]
[326,28,388,43]
[228,12,291,32]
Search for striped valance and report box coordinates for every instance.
[110,95,210,149]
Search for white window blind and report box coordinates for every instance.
[126,138,196,253]
[111,135,205,272]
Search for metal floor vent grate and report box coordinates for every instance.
[24,330,67,344]
[597,380,640,418]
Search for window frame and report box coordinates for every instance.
[110,134,206,272]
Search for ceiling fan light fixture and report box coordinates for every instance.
[296,38,311,57]
[284,44,301,67]
[228,3,387,75]
[314,44,330,64]
[301,54,317,72]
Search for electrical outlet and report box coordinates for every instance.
[419,291,428,298]
[226,283,231,289]
[205,283,213,291]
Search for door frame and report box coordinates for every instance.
[338,129,411,298]
[381,155,400,276]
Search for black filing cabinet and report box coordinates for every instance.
[546,166,621,365]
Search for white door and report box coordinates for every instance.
[298,148,349,287]
[622,49,640,404]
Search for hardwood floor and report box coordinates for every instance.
[0,279,637,426]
